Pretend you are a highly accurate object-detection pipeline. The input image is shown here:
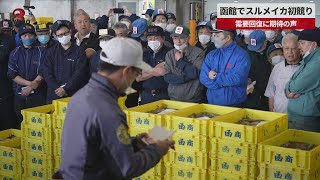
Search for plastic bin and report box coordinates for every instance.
[214,109,288,144]
[171,134,208,152]
[165,104,240,137]
[124,100,196,130]
[0,129,21,145]
[164,150,209,168]
[21,105,54,128]
[23,151,54,170]
[53,115,65,129]
[164,163,207,180]
[0,138,22,163]
[22,138,53,155]
[21,124,52,142]
[258,129,320,169]
[52,98,70,117]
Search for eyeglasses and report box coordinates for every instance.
[56,31,70,38]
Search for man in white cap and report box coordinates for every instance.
[60,37,174,179]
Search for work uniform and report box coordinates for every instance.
[7,45,46,124]
[74,32,100,52]
[141,45,172,104]
[43,43,89,103]
[264,60,300,113]
[200,41,251,106]
[195,41,216,57]
[60,73,163,180]
[285,48,320,132]
[35,39,56,49]
[164,46,205,103]
[0,34,17,129]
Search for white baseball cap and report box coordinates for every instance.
[100,37,152,71]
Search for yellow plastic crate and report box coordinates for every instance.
[171,134,208,152]
[53,115,65,129]
[164,163,207,180]
[0,160,22,175]
[210,138,257,161]
[23,151,54,170]
[53,128,62,144]
[124,100,196,130]
[118,96,127,110]
[54,156,61,172]
[129,127,150,137]
[0,172,22,180]
[211,156,258,177]
[258,129,320,169]
[21,104,54,128]
[214,109,288,144]
[0,129,21,146]
[0,138,22,163]
[166,104,240,137]
[22,138,53,155]
[52,97,70,117]
[133,175,161,180]
[258,163,320,180]
[164,150,208,168]
[23,167,53,180]
[36,17,54,23]
[53,142,61,157]
[208,171,255,180]
[21,124,52,142]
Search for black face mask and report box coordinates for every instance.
[14,19,25,28]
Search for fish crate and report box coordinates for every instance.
[53,128,62,144]
[0,172,22,180]
[22,138,53,155]
[0,138,22,163]
[21,124,52,142]
[54,156,61,172]
[52,98,70,117]
[118,96,127,109]
[53,142,61,157]
[0,129,21,146]
[208,171,256,180]
[23,166,53,180]
[164,163,207,180]
[171,133,208,152]
[21,105,55,128]
[164,149,209,168]
[52,115,65,129]
[23,151,54,170]
[0,160,22,176]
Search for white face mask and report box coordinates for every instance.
[166,24,176,33]
[99,40,108,48]
[303,42,314,59]
[198,34,211,44]
[281,31,287,37]
[271,55,285,66]
[148,40,161,51]
[242,30,253,38]
[57,35,71,45]
[265,30,276,42]
[213,36,226,48]
[155,23,167,31]
[174,43,187,51]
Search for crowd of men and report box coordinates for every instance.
[1,6,320,179]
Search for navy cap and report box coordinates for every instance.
[298,28,320,44]
[146,26,164,36]
[152,9,168,22]
[247,30,267,51]
[0,19,13,30]
[197,21,212,30]
[167,13,176,20]
[52,20,71,34]
[142,9,154,15]
[131,18,148,38]
[267,43,283,57]
[170,25,189,38]
[18,23,36,37]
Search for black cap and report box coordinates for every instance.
[167,13,176,20]
[298,28,320,44]
[0,19,13,30]
[52,20,71,34]
[142,9,154,16]
[146,26,164,36]
[18,23,36,37]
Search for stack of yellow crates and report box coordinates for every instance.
[163,104,240,180]
[124,100,197,180]
[0,129,22,180]
[208,109,288,179]
[21,104,55,180]
[257,129,320,180]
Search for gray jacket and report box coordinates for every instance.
[164,45,205,102]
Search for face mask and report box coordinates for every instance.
[271,55,285,66]
[99,40,108,48]
[199,34,211,44]
[148,40,161,51]
[57,35,71,45]
[22,38,36,46]
[281,31,287,37]
[213,36,226,48]
[38,35,50,44]
[155,23,167,31]
[166,24,176,33]
[174,43,187,51]
[265,30,276,42]
[242,30,253,38]
[120,21,130,29]
[303,42,314,59]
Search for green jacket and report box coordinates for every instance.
[286,48,320,117]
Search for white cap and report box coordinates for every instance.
[100,37,152,71]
